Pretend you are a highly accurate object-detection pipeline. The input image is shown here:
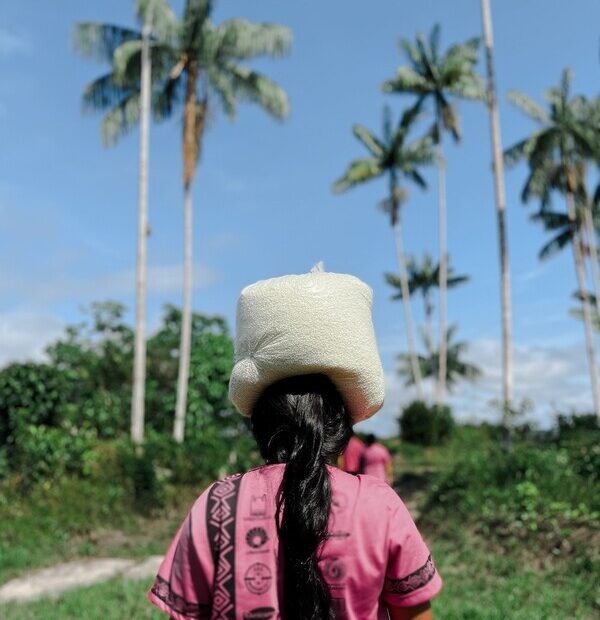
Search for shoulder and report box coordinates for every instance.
[356,473,400,507]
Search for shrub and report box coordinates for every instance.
[12,424,97,487]
[399,400,455,445]
[0,362,69,446]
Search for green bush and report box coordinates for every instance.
[423,441,600,539]
[399,400,454,445]
[0,362,69,446]
[62,389,129,439]
[12,424,97,487]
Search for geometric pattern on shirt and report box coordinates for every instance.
[383,554,436,596]
[207,473,243,620]
[150,574,211,619]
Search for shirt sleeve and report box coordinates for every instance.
[381,491,442,609]
[147,487,215,620]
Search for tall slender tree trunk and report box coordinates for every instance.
[424,292,434,357]
[480,0,515,447]
[424,292,434,404]
[582,202,600,315]
[131,20,152,445]
[174,183,193,442]
[566,190,600,420]
[173,64,202,443]
[392,214,424,400]
[436,126,448,405]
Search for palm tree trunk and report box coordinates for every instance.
[424,292,434,405]
[436,126,448,405]
[480,0,515,448]
[173,182,193,442]
[424,292,434,357]
[173,64,201,443]
[582,202,600,315]
[392,219,424,400]
[566,190,600,421]
[131,20,151,445]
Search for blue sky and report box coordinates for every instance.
[1,0,600,434]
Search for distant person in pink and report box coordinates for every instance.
[361,433,393,484]
[340,432,365,474]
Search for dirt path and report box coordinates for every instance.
[0,556,163,604]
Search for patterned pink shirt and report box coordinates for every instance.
[148,464,442,620]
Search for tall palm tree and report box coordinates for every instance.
[384,254,468,357]
[73,0,169,444]
[480,0,514,443]
[397,325,481,391]
[383,24,485,405]
[76,0,291,442]
[333,105,435,400]
[505,69,600,420]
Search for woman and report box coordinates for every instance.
[148,264,442,619]
[361,433,394,485]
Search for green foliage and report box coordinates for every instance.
[0,362,70,447]
[423,439,600,546]
[73,2,291,149]
[399,400,454,445]
[12,425,97,488]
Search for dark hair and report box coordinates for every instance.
[250,373,353,620]
[365,433,377,446]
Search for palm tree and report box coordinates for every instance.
[505,69,600,420]
[384,254,468,357]
[76,0,291,442]
[479,0,514,443]
[73,0,168,444]
[383,24,485,405]
[333,105,435,400]
[397,325,481,391]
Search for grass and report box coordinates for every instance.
[0,577,163,619]
[0,476,203,584]
[430,537,598,620]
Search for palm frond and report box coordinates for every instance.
[136,0,178,41]
[181,0,212,51]
[113,39,143,83]
[503,136,535,167]
[152,74,186,121]
[81,73,132,113]
[538,230,572,260]
[398,37,423,69]
[507,90,549,124]
[216,63,289,120]
[73,22,139,63]
[382,66,432,95]
[215,19,292,60]
[332,158,383,193]
[384,272,405,300]
[100,92,141,147]
[352,125,385,157]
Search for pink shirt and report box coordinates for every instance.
[342,436,365,473]
[361,443,393,482]
[148,464,442,620]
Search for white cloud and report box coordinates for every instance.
[359,337,594,437]
[0,310,63,367]
[0,262,221,303]
[0,29,32,57]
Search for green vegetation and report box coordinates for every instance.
[0,577,163,619]
[399,400,455,446]
[387,422,600,619]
